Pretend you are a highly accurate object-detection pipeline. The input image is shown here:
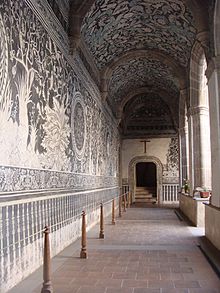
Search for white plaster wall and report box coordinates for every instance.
[122,138,171,179]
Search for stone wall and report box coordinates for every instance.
[0,0,119,291]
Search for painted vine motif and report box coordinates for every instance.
[0,0,119,190]
[108,57,179,105]
[82,0,197,69]
[163,137,179,181]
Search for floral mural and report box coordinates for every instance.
[81,0,197,69]
[108,57,179,106]
[122,93,176,136]
[0,0,119,192]
[163,137,179,182]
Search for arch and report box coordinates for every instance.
[190,40,209,108]
[188,39,212,189]
[116,87,179,130]
[128,156,163,204]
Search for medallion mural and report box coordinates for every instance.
[81,0,197,69]
[71,92,87,160]
[0,0,119,192]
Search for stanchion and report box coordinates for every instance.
[80,211,88,258]
[112,198,116,225]
[119,195,122,218]
[130,191,133,206]
[128,192,131,208]
[99,203,104,239]
[123,194,126,212]
[41,226,53,293]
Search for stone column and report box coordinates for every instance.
[179,89,190,187]
[206,57,220,207]
[188,106,211,189]
[205,56,220,250]
[187,112,194,192]
[179,123,189,186]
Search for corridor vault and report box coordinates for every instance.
[0,0,219,291]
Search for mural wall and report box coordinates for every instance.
[0,0,119,291]
[0,0,119,193]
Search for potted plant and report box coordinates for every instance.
[200,187,211,198]
[183,179,190,194]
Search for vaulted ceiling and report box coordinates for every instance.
[69,0,212,137]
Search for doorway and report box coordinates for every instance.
[135,162,157,201]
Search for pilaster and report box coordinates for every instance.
[206,56,220,207]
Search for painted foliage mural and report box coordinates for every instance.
[81,0,197,69]
[0,0,119,192]
[108,57,179,104]
[123,94,176,135]
[163,137,179,182]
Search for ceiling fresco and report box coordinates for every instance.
[108,57,179,106]
[81,0,197,69]
[122,93,176,136]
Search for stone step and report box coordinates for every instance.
[135,194,153,199]
[136,187,156,190]
[135,191,154,195]
[135,198,157,203]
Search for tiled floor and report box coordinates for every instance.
[10,207,220,293]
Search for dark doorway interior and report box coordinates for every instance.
[136,162,156,188]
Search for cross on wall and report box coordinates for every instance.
[140,140,151,153]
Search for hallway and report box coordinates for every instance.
[10,207,220,293]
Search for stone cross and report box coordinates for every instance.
[140,140,151,153]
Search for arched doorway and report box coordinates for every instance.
[128,156,163,204]
[136,162,157,203]
[136,162,156,187]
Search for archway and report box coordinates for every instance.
[135,162,157,203]
[189,41,212,190]
[128,156,163,204]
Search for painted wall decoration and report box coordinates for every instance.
[0,0,119,192]
[122,93,176,136]
[163,137,179,182]
[81,0,197,69]
[71,92,87,160]
[108,57,179,106]
[46,0,69,31]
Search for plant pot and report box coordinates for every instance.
[200,191,210,198]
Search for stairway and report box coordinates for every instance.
[135,186,157,203]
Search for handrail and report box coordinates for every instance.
[0,192,131,253]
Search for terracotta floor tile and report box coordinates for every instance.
[106,287,133,293]
[174,280,201,288]
[148,280,174,289]
[134,289,160,293]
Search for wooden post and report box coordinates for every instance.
[130,191,132,206]
[123,194,126,212]
[80,211,88,258]
[112,198,115,225]
[99,203,104,239]
[128,192,131,208]
[119,195,122,218]
[41,226,53,293]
